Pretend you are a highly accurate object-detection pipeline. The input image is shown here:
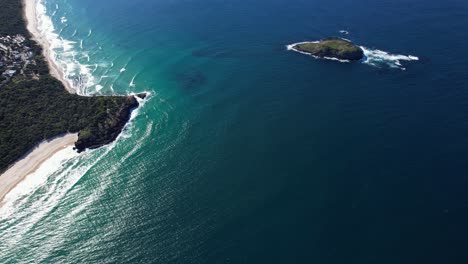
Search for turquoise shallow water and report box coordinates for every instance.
[2,0,468,262]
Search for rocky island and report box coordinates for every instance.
[289,38,364,61]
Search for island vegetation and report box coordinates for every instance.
[0,0,143,173]
[292,38,364,61]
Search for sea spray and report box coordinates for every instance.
[360,46,419,70]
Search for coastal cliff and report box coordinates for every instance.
[0,0,144,173]
[75,94,146,152]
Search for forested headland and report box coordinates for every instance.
[0,0,142,173]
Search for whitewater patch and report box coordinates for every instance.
[0,147,79,219]
[129,74,137,87]
[95,84,104,92]
[119,93,151,139]
[0,148,112,245]
[35,0,96,95]
[360,46,419,70]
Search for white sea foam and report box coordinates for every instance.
[0,146,118,244]
[60,16,67,24]
[82,53,90,62]
[360,46,419,70]
[71,29,77,37]
[35,0,97,95]
[119,93,150,137]
[95,84,104,91]
[87,29,92,37]
[0,147,79,218]
[129,74,137,87]
[339,30,349,35]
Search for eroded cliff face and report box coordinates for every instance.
[74,94,146,153]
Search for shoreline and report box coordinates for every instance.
[0,1,147,207]
[0,134,78,206]
[22,0,76,93]
[0,1,79,206]
[286,41,352,63]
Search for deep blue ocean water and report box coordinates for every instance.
[1,0,468,263]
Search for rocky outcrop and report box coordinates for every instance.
[292,38,364,61]
[74,94,145,152]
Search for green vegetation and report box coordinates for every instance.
[0,0,29,37]
[0,0,141,173]
[294,38,364,61]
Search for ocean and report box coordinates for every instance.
[1,0,468,262]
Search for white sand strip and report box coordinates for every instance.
[0,3,83,207]
[0,134,78,206]
[22,0,75,93]
[0,2,81,206]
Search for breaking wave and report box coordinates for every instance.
[35,0,96,95]
[360,46,419,70]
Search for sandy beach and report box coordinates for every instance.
[0,1,80,205]
[23,0,75,93]
[0,134,78,205]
